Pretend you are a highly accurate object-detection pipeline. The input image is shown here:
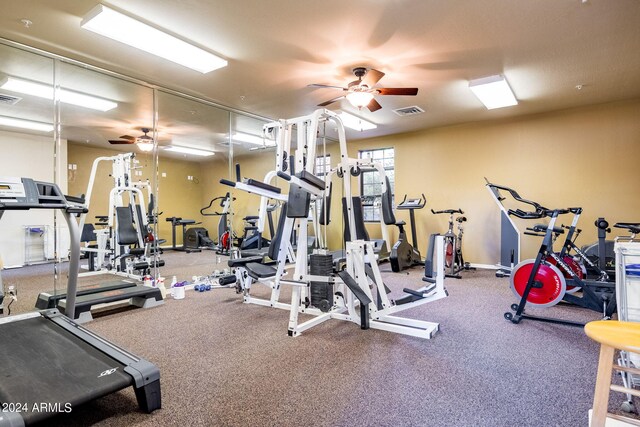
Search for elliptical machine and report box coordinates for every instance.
[431,208,473,279]
[390,194,426,272]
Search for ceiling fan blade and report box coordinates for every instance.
[318,96,345,107]
[367,98,382,112]
[118,135,137,141]
[308,84,347,90]
[362,69,385,87]
[377,87,419,96]
[109,140,136,145]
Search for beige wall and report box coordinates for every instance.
[349,98,640,265]
[68,98,640,263]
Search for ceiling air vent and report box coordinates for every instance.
[0,93,22,105]
[393,106,425,117]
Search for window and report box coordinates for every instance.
[359,148,394,222]
[315,154,331,177]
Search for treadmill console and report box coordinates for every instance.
[0,177,68,209]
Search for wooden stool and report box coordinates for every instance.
[585,320,640,426]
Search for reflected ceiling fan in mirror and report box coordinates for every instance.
[109,127,154,152]
[308,67,418,112]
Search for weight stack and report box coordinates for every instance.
[309,254,334,312]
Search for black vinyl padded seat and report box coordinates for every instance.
[615,222,640,234]
[244,215,259,221]
[228,256,264,267]
[395,220,406,226]
[245,262,278,279]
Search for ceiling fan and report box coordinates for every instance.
[308,67,418,112]
[109,127,155,151]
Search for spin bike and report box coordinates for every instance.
[390,194,426,272]
[504,206,616,327]
[431,208,473,279]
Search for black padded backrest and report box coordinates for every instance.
[342,197,370,243]
[268,203,288,260]
[319,182,332,226]
[81,223,96,243]
[381,176,396,225]
[286,184,311,219]
[116,206,139,246]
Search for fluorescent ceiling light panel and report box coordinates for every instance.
[0,116,53,132]
[469,75,518,110]
[81,4,227,74]
[232,132,275,146]
[338,112,377,131]
[165,146,215,157]
[0,76,117,111]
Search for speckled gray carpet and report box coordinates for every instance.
[2,251,637,427]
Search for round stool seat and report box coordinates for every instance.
[585,320,640,354]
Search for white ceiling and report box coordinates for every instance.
[0,0,639,143]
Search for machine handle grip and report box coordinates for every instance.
[277,171,291,181]
[219,179,236,187]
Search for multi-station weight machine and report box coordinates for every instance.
[77,152,164,278]
[222,109,448,339]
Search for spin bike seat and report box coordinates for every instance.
[615,223,640,234]
[395,220,406,226]
[532,223,564,234]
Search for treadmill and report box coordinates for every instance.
[0,177,161,426]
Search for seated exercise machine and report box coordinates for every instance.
[504,205,616,327]
[222,109,448,339]
[0,177,161,426]
[389,194,426,272]
[430,208,474,279]
[165,216,201,253]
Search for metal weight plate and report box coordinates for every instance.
[510,260,567,307]
[546,255,584,294]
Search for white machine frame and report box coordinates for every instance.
[228,109,447,339]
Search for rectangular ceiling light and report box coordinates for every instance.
[164,146,215,157]
[232,132,275,146]
[469,75,518,110]
[0,115,53,132]
[338,112,377,131]
[0,76,117,111]
[81,4,228,74]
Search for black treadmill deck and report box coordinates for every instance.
[0,316,131,425]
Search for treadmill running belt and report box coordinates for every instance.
[0,317,131,425]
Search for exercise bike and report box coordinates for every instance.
[504,206,616,327]
[390,194,426,273]
[431,208,473,279]
[199,192,235,255]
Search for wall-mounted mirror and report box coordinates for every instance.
[0,42,55,316]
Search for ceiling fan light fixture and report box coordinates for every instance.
[0,76,117,111]
[337,112,377,131]
[0,115,53,132]
[164,145,215,157]
[81,4,228,74]
[346,91,374,109]
[137,140,154,152]
[469,75,518,110]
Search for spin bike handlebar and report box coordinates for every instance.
[485,178,548,211]
[431,208,464,215]
[509,207,572,219]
